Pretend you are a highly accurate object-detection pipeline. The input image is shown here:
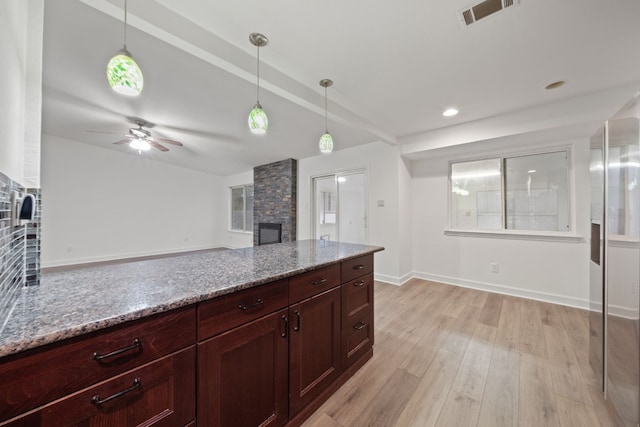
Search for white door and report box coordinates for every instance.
[313,170,368,244]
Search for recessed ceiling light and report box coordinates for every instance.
[528,169,537,174]
[545,80,565,90]
[443,108,459,117]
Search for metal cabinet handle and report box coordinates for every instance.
[310,278,328,286]
[354,280,366,287]
[352,264,366,270]
[238,298,264,311]
[281,315,288,338]
[354,321,366,331]
[92,339,141,361]
[293,310,301,332]
[91,378,141,405]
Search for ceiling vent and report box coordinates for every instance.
[460,0,519,27]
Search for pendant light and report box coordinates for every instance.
[106,0,143,96]
[248,33,269,135]
[319,79,334,154]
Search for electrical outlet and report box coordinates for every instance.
[491,263,499,273]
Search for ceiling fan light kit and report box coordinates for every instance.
[107,0,143,96]
[129,138,151,152]
[108,118,182,154]
[248,32,269,135]
[319,79,334,154]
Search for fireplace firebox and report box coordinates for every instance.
[258,223,282,245]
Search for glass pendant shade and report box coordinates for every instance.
[129,138,151,151]
[319,132,334,154]
[318,79,334,153]
[248,102,269,135]
[248,33,268,135]
[107,48,143,96]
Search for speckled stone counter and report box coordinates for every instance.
[0,240,383,359]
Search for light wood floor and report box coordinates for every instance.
[301,278,618,427]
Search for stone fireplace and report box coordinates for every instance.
[253,159,297,246]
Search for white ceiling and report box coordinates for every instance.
[41,0,640,176]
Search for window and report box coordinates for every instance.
[230,184,253,232]
[449,151,570,232]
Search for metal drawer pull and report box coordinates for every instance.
[354,280,366,287]
[293,310,301,331]
[352,264,366,270]
[92,339,141,361]
[238,298,264,311]
[91,378,141,405]
[354,321,367,330]
[311,278,328,286]
[281,315,288,338]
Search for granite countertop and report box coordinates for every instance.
[0,240,383,359]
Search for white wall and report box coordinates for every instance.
[220,170,254,249]
[0,0,43,186]
[298,142,407,283]
[41,135,223,267]
[411,137,592,309]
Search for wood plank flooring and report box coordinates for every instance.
[301,279,617,427]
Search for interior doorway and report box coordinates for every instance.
[312,170,368,244]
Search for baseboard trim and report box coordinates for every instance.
[608,304,639,320]
[412,271,591,310]
[374,272,413,286]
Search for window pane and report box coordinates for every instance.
[505,151,569,231]
[245,185,254,232]
[450,158,502,229]
[231,187,244,230]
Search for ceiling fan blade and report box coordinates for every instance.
[153,137,183,146]
[113,138,132,145]
[148,140,169,152]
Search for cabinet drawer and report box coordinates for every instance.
[198,279,289,341]
[342,309,374,369]
[0,307,196,422]
[342,273,374,331]
[341,254,373,283]
[289,263,341,304]
[4,347,196,427]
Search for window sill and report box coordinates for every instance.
[444,229,583,243]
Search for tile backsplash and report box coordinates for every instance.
[0,171,41,330]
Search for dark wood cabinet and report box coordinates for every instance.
[289,286,342,416]
[197,309,289,427]
[1,252,378,427]
[3,347,196,427]
[341,272,374,368]
[0,307,195,422]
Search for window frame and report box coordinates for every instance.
[229,184,253,233]
[446,147,581,242]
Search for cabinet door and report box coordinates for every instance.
[3,347,196,427]
[289,286,342,416]
[198,309,289,427]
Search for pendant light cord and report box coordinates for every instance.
[324,86,328,133]
[123,0,128,49]
[256,44,260,103]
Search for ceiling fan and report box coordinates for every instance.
[106,118,183,153]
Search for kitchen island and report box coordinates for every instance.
[0,239,383,426]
